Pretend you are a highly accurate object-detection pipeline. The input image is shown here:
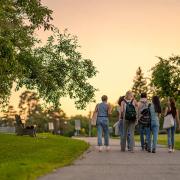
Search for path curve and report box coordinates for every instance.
[39,137,180,180]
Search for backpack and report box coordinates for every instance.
[139,102,151,127]
[124,99,137,121]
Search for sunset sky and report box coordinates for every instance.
[10,0,180,117]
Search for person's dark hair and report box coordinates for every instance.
[169,97,177,118]
[101,95,108,102]
[141,92,147,98]
[118,96,125,106]
[152,96,161,113]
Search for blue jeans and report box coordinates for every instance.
[151,124,159,150]
[139,124,151,150]
[119,120,130,149]
[167,122,176,148]
[121,120,135,151]
[97,121,109,146]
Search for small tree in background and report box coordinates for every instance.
[132,67,148,100]
[151,56,180,130]
[1,105,17,126]
[151,56,180,105]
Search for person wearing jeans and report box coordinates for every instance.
[139,124,151,151]
[97,120,109,147]
[122,120,136,152]
[95,95,111,152]
[167,122,176,152]
[138,93,151,151]
[164,97,180,153]
[119,120,131,150]
[150,123,159,152]
[149,96,161,153]
[121,91,138,153]
[117,96,131,150]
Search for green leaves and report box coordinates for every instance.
[31,30,97,109]
[16,0,53,30]
[0,1,97,110]
[0,0,52,108]
[151,56,180,101]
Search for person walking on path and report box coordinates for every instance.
[117,96,130,150]
[121,91,138,153]
[149,96,161,153]
[95,95,111,152]
[138,93,151,152]
[164,97,180,153]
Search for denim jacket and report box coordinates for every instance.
[97,102,109,124]
[150,104,159,127]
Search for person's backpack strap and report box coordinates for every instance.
[131,99,134,104]
[124,99,128,104]
[124,99,134,105]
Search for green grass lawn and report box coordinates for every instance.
[0,133,89,180]
[135,134,180,150]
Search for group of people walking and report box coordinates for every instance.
[93,91,180,153]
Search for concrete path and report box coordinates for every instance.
[39,138,180,180]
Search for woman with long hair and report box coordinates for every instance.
[117,96,125,138]
[149,96,161,153]
[164,97,180,152]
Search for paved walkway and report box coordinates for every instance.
[39,137,180,180]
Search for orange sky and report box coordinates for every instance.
[10,0,180,117]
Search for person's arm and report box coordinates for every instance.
[133,99,138,112]
[119,107,122,120]
[117,106,121,120]
[94,104,98,112]
[158,113,161,119]
[108,103,112,115]
[164,107,168,117]
[134,99,138,108]
[120,101,124,119]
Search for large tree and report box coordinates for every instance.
[0,0,97,109]
[132,67,148,100]
[151,56,180,102]
[19,91,39,119]
[0,0,53,105]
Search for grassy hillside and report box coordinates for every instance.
[0,133,89,180]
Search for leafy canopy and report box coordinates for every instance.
[0,0,97,109]
[151,56,180,101]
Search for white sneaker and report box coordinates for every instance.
[106,146,110,152]
[172,149,175,153]
[98,146,103,152]
[168,148,172,153]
